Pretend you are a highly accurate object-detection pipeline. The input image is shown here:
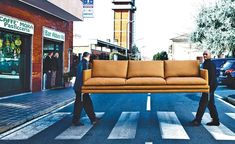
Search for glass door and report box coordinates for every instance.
[42,39,63,89]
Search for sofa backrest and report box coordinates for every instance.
[164,60,200,77]
[92,60,128,78]
[127,61,164,78]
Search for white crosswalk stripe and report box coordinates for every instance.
[1,112,70,140]
[226,113,235,120]
[108,111,139,139]
[1,110,235,141]
[192,112,235,140]
[157,111,190,139]
[55,112,105,140]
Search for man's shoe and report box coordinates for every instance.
[190,119,201,126]
[92,117,101,125]
[206,121,220,126]
[72,121,84,126]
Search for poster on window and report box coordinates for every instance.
[83,0,94,18]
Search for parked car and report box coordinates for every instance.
[0,59,19,75]
[224,71,235,88]
[218,60,235,84]
[211,58,235,77]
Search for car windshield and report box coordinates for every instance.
[222,61,235,69]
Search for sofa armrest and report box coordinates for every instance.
[83,69,92,84]
[200,69,208,85]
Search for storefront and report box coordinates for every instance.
[0,0,82,97]
[42,27,65,89]
[0,14,33,96]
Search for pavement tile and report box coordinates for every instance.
[0,88,75,134]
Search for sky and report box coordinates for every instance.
[74,0,217,59]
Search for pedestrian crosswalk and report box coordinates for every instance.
[0,111,235,141]
[193,112,235,140]
[55,112,104,140]
[226,113,235,120]
[108,111,139,139]
[1,112,70,140]
[157,111,189,139]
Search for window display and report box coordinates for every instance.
[0,30,30,96]
[0,32,22,61]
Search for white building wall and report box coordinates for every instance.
[48,0,83,20]
[73,0,114,47]
[172,42,201,60]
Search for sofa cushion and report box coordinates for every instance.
[126,77,166,85]
[84,78,126,86]
[166,77,207,85]
[127,61,164,78]
[164,60,200,77]
[92,60,128,78]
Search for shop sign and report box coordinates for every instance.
[0,14,34,34]
[43,27,65,42]
[83,0,94,18]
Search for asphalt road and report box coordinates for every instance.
[215,85,235,98]
[0,88,234,144]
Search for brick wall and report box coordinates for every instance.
[0,0,73,91]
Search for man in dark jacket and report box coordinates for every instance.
[72,52,99,126]
[191,50,220,126]
[44,52,53,89]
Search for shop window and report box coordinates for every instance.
[0,32,22,75]
[0,31,31,96]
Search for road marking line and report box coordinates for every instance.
[157,111,190,140]
[0,114,49,139]
[55,112,105,140]
[0,92,32,100]
[0,103,30,109]
[192,112,235,140]
[226,113,235,120]
[108,111,139,139]
[1,112,70,140]
[0,101,74,139]
[146,95,151,111]
[217,97,235,109]
[214,94,223,99]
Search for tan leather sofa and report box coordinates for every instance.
[81,60,209,93]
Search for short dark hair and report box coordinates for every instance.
[82,52,90,58]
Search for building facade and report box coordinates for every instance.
[112,0,136,51]
[0,0,83,96]
[169,34,202,60]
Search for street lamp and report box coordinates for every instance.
[126,20,135,56]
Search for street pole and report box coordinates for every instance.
[126,20,135,57]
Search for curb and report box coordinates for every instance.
[0,97,75,134]
[227,96,235,106]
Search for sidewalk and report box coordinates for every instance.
[0,88,75,134]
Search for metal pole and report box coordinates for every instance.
[126,20,135,57]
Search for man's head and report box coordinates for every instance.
[203,50,211,60]
[49,52,54,57]
[82,52,90,61]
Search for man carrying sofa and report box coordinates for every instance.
[72,52,99,126]
[191,50,220,126]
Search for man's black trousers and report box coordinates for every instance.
[73,92,96,122]
[195,87,219,122]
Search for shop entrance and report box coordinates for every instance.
[42,39,63,90]
[0,30,31,96]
